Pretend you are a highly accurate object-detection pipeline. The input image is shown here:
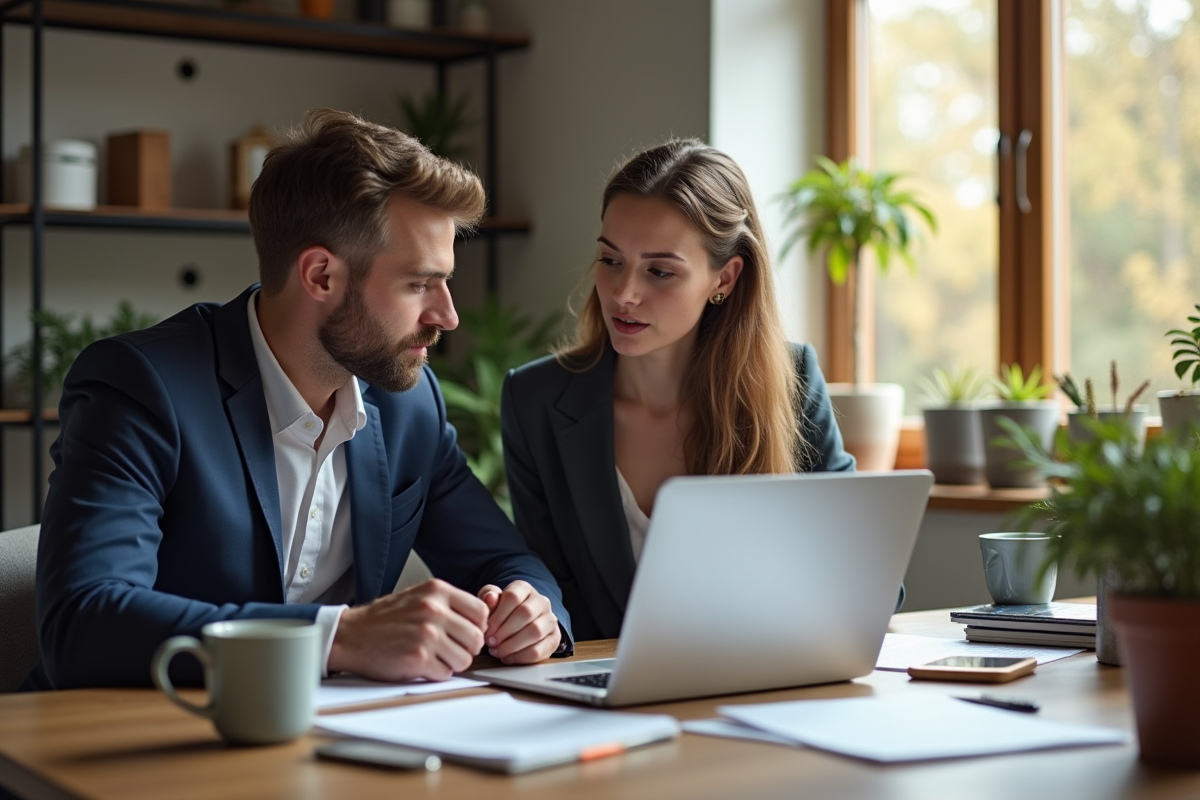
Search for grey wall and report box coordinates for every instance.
[902,510,1094,612]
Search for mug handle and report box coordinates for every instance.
[152,636,216,719]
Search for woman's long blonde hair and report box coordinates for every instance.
[557,139,805,475]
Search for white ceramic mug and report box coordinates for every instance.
[979,532,1058,605]
[152,619,320,745]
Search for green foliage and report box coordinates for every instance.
[1055,373,1085,408]
[917,364,991,406]
[777,156,937,284]
[1002,415,1200,598]
[994,363,1054,403]
[430,295,559,516]
[1166,303,1200,388]
[397,90,472,162]
[6,301,158,398]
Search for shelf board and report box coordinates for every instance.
[0,204,530,236]
[0,408,60,425]
[2,0,531,62]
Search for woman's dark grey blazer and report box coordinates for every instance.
[499,343,855,642]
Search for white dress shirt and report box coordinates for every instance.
[247,291,367,675]
[615,467,650,562]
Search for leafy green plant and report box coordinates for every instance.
[1166,303,1200,389]
[778,156,937,385]
[994,363,1054,403]
[6,301,158,400]
[430,295,559,515]
[916,364,991,406]
[397,90,473,162]
[1002,415,1200,597]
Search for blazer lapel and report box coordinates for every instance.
[553,348,638,613]
[345,393,391,603]
[215,286,285,589]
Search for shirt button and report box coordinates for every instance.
[300,566,310,579]
[310,508,319,519]
[304,421,314,430]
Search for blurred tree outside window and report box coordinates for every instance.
[1064,0,1200,404]
[868,0,999,415]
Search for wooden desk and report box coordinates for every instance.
[1,608,1196,800]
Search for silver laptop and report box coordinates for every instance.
[471,469,933,707]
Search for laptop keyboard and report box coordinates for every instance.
[549,672,611,689]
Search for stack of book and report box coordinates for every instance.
[950,603,1097,649]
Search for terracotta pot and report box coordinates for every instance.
[1110,594,1200,767]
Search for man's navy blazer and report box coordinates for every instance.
[23,285,571,691]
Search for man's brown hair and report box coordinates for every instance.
[249,108,486,295]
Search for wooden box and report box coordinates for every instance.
[107,130,171,209]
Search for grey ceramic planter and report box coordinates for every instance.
[1067,406,1148,455]
[922,406,985,485]
[979,402,1060,488]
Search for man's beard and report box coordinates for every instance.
[319,282,441,393]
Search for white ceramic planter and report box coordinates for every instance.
[978,402,1060,488]
[1157,390,1200,439]
[922,405,985,485]
[826,383,905,472]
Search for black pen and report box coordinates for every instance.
[955,694,1041,713]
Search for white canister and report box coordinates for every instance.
[387,0,431,28]
[16,139,98,210]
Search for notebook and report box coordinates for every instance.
[471,470,934,707]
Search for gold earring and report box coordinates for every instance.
[710,292,726,305]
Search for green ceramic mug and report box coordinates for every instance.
[152,619,320,745]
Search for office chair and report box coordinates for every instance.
[0,524,40,693]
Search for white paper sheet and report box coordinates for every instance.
[315,692,680,772]
[876,633,1083,671]
[682,718,800,747]
[316,675,486,710]
[719,695,1128,763]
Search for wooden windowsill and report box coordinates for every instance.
[927,483,1048,513]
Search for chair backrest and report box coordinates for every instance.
[0,524,40,692]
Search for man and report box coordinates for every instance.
[22,109,571,691]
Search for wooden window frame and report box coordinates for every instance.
[826,0,1058,467]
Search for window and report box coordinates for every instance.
[828,0,1200,418]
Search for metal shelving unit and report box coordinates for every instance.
[0,0,531,521]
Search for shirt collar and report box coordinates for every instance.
[247,289,367,437]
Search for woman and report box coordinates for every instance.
[500,139,854,641]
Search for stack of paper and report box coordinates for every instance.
[683,695,1127,763]
[316,675,487,710]
[316,692,680,773]
[950,603,1097,649]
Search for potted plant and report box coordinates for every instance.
[778,156,937,470]
[916,364,991,485]
[1057,361,1149,454]
[1004,417,1200,767]
[5,301,158,406]
[978,363,1057,488]
[396,89,472,163]
[1160,303,1200,438]
[430,295,558,517]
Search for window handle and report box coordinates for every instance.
[995,131,1011,207]
[1015,128,1033,214]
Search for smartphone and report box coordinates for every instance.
[315,740,442,771]
[907,656,1037,683]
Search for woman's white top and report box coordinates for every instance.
[615,467,651,562]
